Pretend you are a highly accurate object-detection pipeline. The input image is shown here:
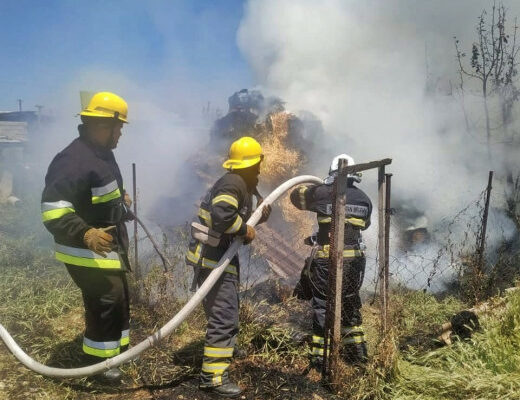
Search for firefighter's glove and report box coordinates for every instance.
[84,226,115,257]
[124,193,132,208]
[242,225,256,245]
[258,204,272,225]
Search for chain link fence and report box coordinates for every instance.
[129,175,520,352]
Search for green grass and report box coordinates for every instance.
[387,290,520,399]
[3,198,520,399]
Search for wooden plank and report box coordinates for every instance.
[344,158,392,175]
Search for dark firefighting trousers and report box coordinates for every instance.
[197,256,240,388]
[66,265,130,361]
[305,254,367,364]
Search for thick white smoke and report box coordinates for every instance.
[238,0,520,289]
[36,68,214,212]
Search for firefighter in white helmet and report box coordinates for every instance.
[291,154,372,367]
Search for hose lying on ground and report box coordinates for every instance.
[0,175,323,378]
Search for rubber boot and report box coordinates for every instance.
[101,367,123,381]
[83,355,124,382]
[309,356,324,372]
[343,342,368,365]
[233,345,247,359]
[201,382,243,398]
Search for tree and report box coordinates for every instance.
[454,1,520,160]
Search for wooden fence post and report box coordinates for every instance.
[323,158,348,387]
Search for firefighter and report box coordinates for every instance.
[186,136,271,398]
[41,92,132,381]
[290,154,372,367]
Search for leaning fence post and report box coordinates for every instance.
[478,171,493,271]
[132,163,140,279]
[323,158,348,388]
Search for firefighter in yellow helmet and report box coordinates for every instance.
[41,92,132,381]
[186,136,271,397]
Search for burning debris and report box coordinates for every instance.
[151,89,321,280]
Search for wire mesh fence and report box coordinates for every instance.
[382,185,520,303]
[129,174,520,353]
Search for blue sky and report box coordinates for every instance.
[0,0,252,112]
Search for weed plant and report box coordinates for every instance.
[389,289,520,399]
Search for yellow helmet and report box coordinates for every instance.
[222,137,264,170]
[80,91,128,123]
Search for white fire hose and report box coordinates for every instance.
[0,175,323,378]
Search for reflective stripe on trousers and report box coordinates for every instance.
[342,325,366,345]
[201,346,234,387]
[311,335,330,358]
[83,337,120,358]
[120,329,130,347]
[198,268,239,388]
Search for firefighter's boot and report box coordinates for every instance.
[343,342,368,365]
[309,356,324,372]
[102,367,123,381]
[233,345,247,359]
[201,382,243,398]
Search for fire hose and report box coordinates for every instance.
[0,175,323,378]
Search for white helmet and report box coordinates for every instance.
[324,154,361,184]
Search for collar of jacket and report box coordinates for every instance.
[323,174,357,187]
[229,171,256,193]
[78,125,115,161]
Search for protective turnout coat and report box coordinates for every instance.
[41,135,130,270]
[186,171,252,276]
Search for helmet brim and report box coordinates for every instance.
[79,110,128,123]
[222,156,262,170]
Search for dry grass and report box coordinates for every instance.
[278,192,316,237]
[259,112,302,187]
[4,190,520,400]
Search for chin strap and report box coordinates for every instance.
[107,112,120,148]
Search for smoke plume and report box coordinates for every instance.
[237,0,520,289]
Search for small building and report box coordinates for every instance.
[0,121,27,204]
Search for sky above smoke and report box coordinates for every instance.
[0,0,251,207]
